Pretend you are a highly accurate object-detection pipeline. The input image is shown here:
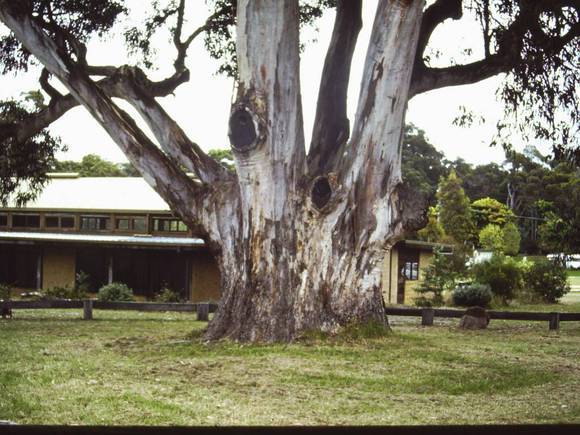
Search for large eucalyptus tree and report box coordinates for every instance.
[0,0,578,341]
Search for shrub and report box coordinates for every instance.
[470,255,522,304]
[452,283,493,307]
[44,285,75,300]
[0,283,11,301]
[97,282,134,302]
[44,282,87,300]
[155,286,181,303]
[479,224,504,253]
[524,258,570,303]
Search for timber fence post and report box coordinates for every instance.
[83,299,93,320]
[549,312,560,330]
[197,302,209,321]
[421,308,434,326]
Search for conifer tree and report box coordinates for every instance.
[436,170,475,251]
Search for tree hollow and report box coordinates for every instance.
[228,107,258,151]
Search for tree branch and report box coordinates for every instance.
[174,7,226,72]
[416,0,462,59]
[39,68,62,103]
[338,0,424,246]
[307,0,362,177]
[111,66,233,183]
[410,0,580,97]
[410,53,513,96]
[0,65,190,150]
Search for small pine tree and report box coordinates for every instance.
[414,248,465,307]
[436,170,476,251]
[417,206,445,243]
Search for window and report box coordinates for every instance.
[12,214,40,228]
[61,217,75,228]
[0,214,7,227]
[133,217,146,232]
[116,218,130,230]
[45,215,76,229]
[152,217,187,232]
[115,217,147,232]
[80,216,109,231]
[45,216,60,228]
[399,249,420,281]
[402,261,419,280]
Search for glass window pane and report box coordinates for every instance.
[98,218,109,230]
[28,215,40,228]
[0,215,7,227]
[12,215,40,228]
[133,218,146,232]
[45,217,59,228]
[12,215,26,227]
[61,217,75,228]
[177,221,187,232]
[116,218,130,230]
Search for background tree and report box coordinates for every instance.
[1,0,578,341]
[401,124,447,207]
[461,163,508,204]
[537,210,572,257]
[53,154,138,176]
[437,170,476,250]
[471,197,515,232]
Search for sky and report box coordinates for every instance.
[0,1,542,166]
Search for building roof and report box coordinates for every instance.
[0,231,204,248]
[3,176,171,212]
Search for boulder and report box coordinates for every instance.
[459,306,490,330]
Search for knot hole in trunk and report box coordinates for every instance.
[311,176,332,210]
[228,107,259,152]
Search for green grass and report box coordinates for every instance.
[1,309,579,425]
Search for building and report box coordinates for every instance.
[382,239,452,305]
[0,174,220,302]
[0,174,443,305]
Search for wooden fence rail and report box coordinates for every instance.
[2,300,579,330]
[384,307,580,330]
[1,299,218,320]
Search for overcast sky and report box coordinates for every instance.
[0,1,543,166]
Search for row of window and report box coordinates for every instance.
[0,214,187,233]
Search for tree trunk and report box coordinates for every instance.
[205,0,424,341]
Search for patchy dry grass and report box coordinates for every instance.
[0,309,579,425]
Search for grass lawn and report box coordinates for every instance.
[1,309,579,426]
